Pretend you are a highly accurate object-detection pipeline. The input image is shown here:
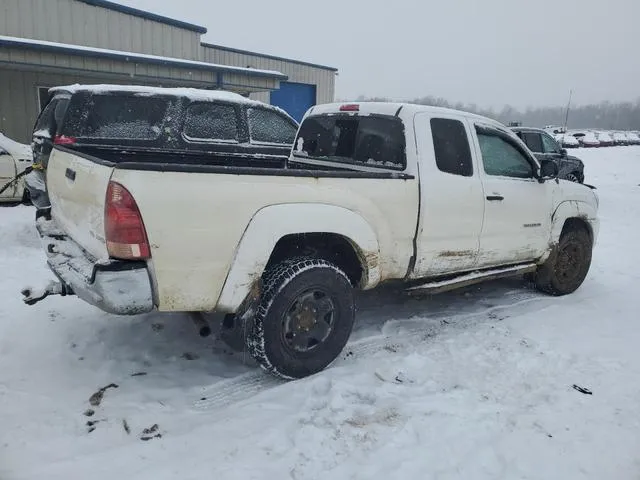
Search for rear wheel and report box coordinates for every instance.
[535,227,592,295]
[246,258,355,379]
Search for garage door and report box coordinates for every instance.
[270,82,317,122]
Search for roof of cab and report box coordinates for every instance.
[308,102,504,128]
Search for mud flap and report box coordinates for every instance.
[219,279,263,352]
[21,280,72,306]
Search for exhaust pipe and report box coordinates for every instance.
[190,313,211,338]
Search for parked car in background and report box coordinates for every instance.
[626,132,640,145]
[612,132,629,146]
[23,96,599,379]
[595,131,615,147]
[0,132,33,203]
[556,133,580,149]
[512,127,584,182]
[574,131,600,148]
[26,85,299,212]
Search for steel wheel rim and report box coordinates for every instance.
[282,288,335,353]
[555,241,584,284]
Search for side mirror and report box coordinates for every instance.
[539,159,559,181]
[560,148,567,157]
[0,149,8,156]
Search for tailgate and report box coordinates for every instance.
[46,147,113,260]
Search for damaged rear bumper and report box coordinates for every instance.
[28,215,154,315]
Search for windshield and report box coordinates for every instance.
[294,114,406,169]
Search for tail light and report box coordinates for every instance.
[105,181,150,260]
[53,135,76,145]
[339,104,360,112]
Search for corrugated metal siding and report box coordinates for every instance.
[1,0,202,60]
[202,46,335,105]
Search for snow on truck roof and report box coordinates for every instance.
[308,102,505,128]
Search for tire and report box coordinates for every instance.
[565,172,580,183]
[535,227,592,296]
[246,258,355,379]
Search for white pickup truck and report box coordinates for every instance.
[24,87,599,379]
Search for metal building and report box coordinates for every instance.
[0,0,337,142]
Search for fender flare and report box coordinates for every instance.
[216,203,381,312]
[541,200,598,262]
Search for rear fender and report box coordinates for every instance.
[216,204,380,312]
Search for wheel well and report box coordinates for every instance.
[562,217,592,243]
[266,233,365,287]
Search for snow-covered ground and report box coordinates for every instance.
[2,147,640,480]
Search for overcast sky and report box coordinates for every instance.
[120,0,640,108]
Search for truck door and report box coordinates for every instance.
[410,114,485,277]
[472,124,552,267]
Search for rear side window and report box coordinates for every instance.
[63,94,169,141]
[430,118,473,176]
[294,115,406,169]
[183,103,238,142]
[34,96,69,137]
[248,108,296,144]
[521,132,544,153]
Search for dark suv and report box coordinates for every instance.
[511,127,585,183]
[27,85,299,211]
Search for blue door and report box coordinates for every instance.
[270,82,317,122]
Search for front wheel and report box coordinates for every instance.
[564,172,581,183]
[246,258,355,379]
[535,227,592,296]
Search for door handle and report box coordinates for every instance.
[486,195,504,201]
[65,168,76,181]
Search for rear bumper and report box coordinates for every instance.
[36,216,154,315]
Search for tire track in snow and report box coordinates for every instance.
[193,291,547,412]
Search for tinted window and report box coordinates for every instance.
[183,103,238,141]
[541,133,561,154]
[521,132,544,153]
[64,95,169,140]
[295,115,406,169]
[431,118,473,176]
[248,108,296,144]
[34,96,69,137]
[477,130,534,179]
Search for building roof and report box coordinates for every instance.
[201,43,338,72]
[77,0,207,34]
[0,35,287,80]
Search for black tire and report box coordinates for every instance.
[246,258,355,379]
[535,227,592,296]
[565,172,580,183]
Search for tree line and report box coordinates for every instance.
[350,95,640,131]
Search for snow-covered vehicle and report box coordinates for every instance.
[558,133,581,148]
[612,132,629,146]
[0,133,33,203]
[24,92,600,379]
[626,132,640,145]
[573,131,600,148]
[595,131,615,147]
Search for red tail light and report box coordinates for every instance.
[53,135,77,145]
[339,104,360,112]
[105,181,150,260]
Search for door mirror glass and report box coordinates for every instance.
[540,159,559,179]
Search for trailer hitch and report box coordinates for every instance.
[21,281,73,306]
